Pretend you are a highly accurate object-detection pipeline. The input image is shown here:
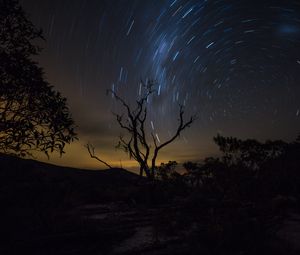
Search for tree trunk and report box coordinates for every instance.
[139,164,151,178]
[139,167,143,176]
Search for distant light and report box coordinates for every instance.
[244,29,255,34]
[155,133,161,143]
[126,20,134,36]
[235,40,243,44]
[173,51,179,61]
[170,0,177,7]
[206,42,214,49]
[151,121,154,130]
[138,82,142,96]
[187,35,195,45]
[182,7,193,19]
[119,67,123,82]
[194,56,199,63]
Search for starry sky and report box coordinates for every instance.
[20,0,300,170]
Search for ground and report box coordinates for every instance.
[1,154,300,254]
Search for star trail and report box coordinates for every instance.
[20,0,300,170]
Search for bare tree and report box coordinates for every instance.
[86,143,112,169]
[107,80,196,179]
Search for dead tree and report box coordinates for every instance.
[109,80,196,179]
[86,143,112,169]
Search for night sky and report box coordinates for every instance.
[20,0,300,170]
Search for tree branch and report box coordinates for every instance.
[151,105,196,171]
[86,143,112,169]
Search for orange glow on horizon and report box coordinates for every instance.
[36,139,213,173]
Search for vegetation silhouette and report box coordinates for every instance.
[0,0,77,157]
[147,134,300,254]
[1,135,299,254]
[88,80,196,179]
[1,1,300,254]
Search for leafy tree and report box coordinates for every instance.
[213,134,287,170]
[0,0,77,157]
[183,161,212,187]
[156,160,178,181]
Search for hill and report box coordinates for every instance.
[0,153,146,254]
[0,153,142,207]
[0,152,138,182]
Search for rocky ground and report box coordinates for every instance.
[72,202,182,254]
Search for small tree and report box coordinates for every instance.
[156,161,178,181]
[213,134,287,169]
[0,0,77,157]
[89,80,195,178]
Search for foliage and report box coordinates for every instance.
[0,0,77,157]
[159,134,300,254]
[155,160,178,181]
[213,134,287,169]
[183,161,213,187]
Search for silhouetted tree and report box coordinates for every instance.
[86,143,112,169]
[183,161,213,187]
[156,160,178,181]
[112,81,195,179]
[0,0,77,157]
[87,81,195,177]
[213,134,287,170]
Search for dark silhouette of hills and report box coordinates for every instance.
[0,152,137,176]
[0,152,144,208]
[0,153,145,254]
[0,152,139,190]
